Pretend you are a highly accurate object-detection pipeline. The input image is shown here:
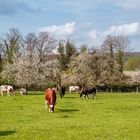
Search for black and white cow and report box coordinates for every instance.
[80,87,96,99]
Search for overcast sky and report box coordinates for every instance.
[0,0,140,51]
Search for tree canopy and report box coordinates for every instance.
[0,28,139,90]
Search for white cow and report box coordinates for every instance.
[0,85,14,96]
[69,86,80,93]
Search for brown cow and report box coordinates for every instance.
[44,88,56,113]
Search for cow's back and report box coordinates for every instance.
[0,85,8,91]
[8,86,13,92]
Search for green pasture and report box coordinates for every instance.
[0,92,140,140]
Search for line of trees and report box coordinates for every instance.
[0,28,57,89]
[0,28,139,92]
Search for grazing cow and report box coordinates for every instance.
[59,86,66,98]
[0,85,14,96]
[80,87,96,99]
[44,88,56,112]
[69,86,79,93]
[19,88,26,96]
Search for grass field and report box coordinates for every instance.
[1,92,140,140]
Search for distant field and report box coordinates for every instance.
[1,92,140,140]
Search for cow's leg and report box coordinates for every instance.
[1,91,3,96]
[80,92,82,97]
[60,94,62,98]
[20,91,23,96]
[93,93,96,100]
[45,100,48,109]
[49,108,51,112]
[92,93,94,99]
[62,93,64,97]
[7,91,10,96]
[83,94,87,98]
[86,94,89,99]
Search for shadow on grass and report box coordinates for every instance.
[0,130,15,136]
[56,108,79,113]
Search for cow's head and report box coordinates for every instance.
[49,104,54,112]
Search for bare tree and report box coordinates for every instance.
[101,35,115,74]
[0,28,21,64]
[113,35,130,72]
